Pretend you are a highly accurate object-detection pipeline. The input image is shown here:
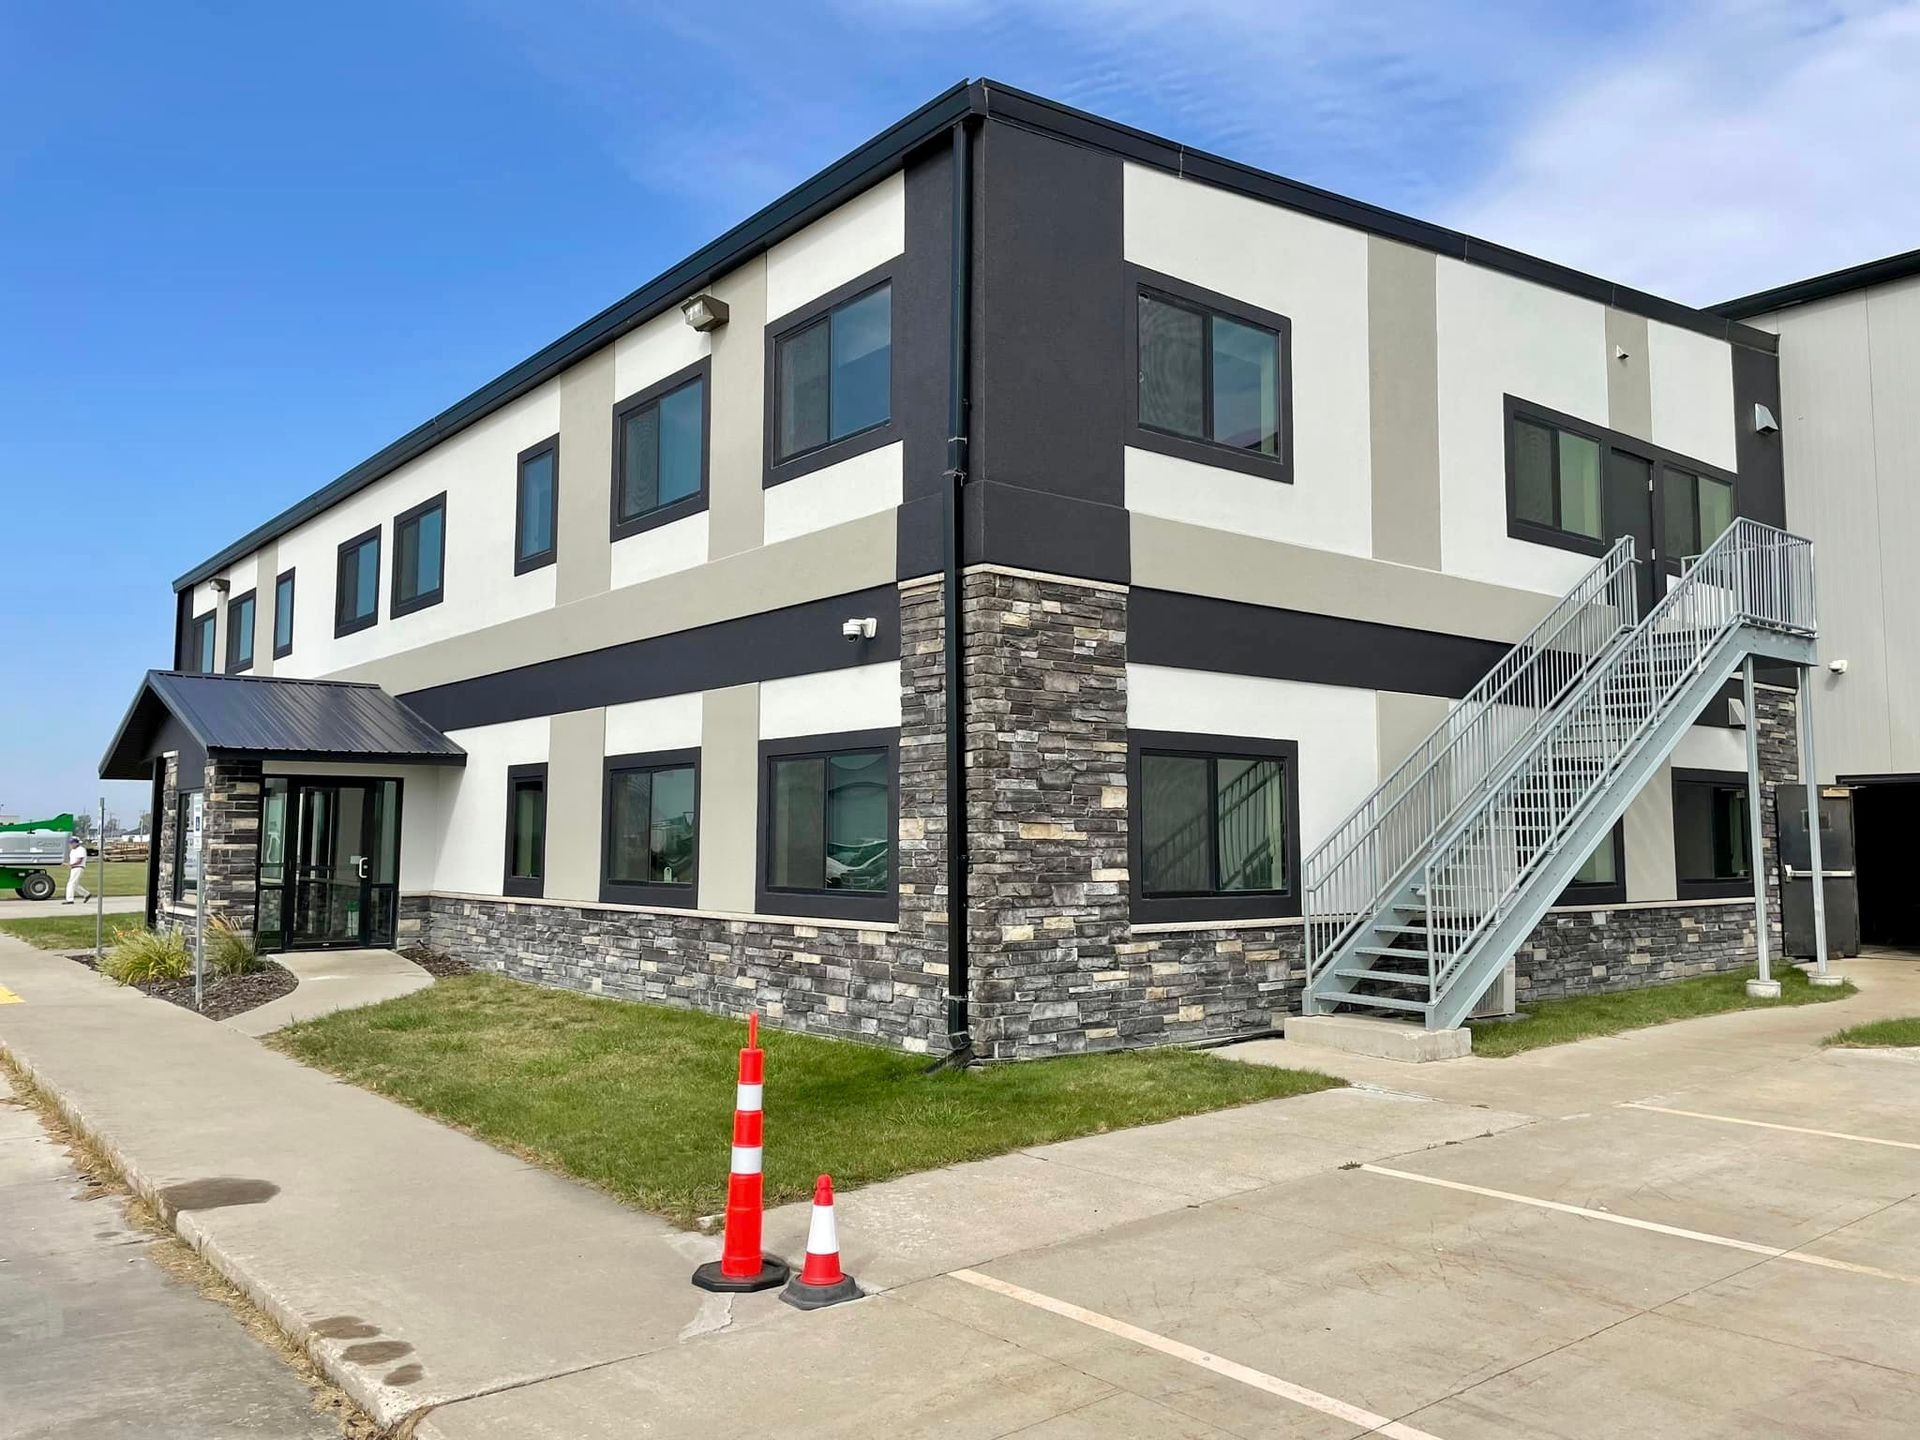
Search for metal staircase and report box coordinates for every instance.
[1303,519,1816,1032]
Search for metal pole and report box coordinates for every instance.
[94,798,106,962]
[1799,664,1839,986]
[193,798,205,1011]
[1741,659,1776,998]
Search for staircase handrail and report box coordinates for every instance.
[1303,536,1638,980]
[1421,518,1814,996]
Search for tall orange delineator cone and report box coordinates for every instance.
[780,1174,862,1310]
[692,1014,789,1293]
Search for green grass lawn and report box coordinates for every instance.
[0,860,147,901]
[270,975,1343,1225]
[1468,964,1854,1057]
[1824,1016,1920,1048]
[0,912,144,952]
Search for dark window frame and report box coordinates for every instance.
[1503,395,1740,565]
[515,435,560,573]
[1558,821,1627,906]
[172,787,203,903]
[610,359,711,540]
[600,747,701,907]
[223,589,256,674]
[755,727,898,923]
[1672,766,1754,900]
[189,611,217,673]
[1125,265,1293,484]
[763,262,898,489]
[502,762,548,899]
[1658,466,1739,573]
[334,525,382,638]
[390,492,447,618]
[272,569,296,659]
[1127,730,1302,924]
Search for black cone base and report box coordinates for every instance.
[780,1272,863,1310]
[692,1255,789,1293]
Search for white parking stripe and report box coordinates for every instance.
[949,1268,1449,1440]
[1361,1165,1920,1286]
[1621,1101,1920,1153]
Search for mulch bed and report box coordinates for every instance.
[400,944,472,979]
[65,954,299,1022]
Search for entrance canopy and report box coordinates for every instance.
[101,671,467,780]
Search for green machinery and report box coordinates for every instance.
[0,813,76,901]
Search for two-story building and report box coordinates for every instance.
[102,81,1813,1059]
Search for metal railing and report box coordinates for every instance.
[1303,538,1638,983]
[1421,519,1814,996]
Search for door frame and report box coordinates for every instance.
[257,774,404,953]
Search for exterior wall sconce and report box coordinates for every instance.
[210,577,230,594]
[681,293,730,332]
[842,617,878,642]
[1754,402,1780,434]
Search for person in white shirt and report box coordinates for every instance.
[64,838,91,904]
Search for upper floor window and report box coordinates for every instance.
[1129,732,1300,923]
[515,437,559,572]
[1129,269,1291,482]
[1663,468,1736,560]
[774,283,891,462]
[613,363,707,538]
[603,751,698,906]
[188,612,216,673]
[273,570,295,659]
[503,763,547,899]
[1511,415,1603,542]
[392,494,446,617]
[335,527,381,637]
[224,590,255,674]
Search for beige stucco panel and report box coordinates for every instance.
[1604,309,1652,443]
[700,684,760,915]
[555,346,615,607]
[1375,691,1452,775]
[1622,765,1678,903]
[1367,237,1441,569]
[544,707,606,902]
[706,257,768,560]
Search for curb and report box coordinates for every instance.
[0,1036,425,1434]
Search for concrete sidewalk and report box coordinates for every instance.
[0,893,143,921]
[224,948,432,1036]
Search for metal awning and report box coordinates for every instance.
[100,671,467,780]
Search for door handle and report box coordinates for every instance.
[355,857,369,881]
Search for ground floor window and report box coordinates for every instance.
[504,764,547,899]
[757,730,897,922]
[1673,768,1752,899]
[602,750,698,906]
[173,789,204,902]
[1128,731,1300,924]
[1561,823,1625,905]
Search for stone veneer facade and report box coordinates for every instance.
[153,752,261,938]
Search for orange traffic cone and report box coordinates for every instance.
[692,1014,789,1293]
[781,1174,861,1310]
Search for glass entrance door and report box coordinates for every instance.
[282,779,400,949]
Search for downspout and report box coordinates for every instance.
[939,116,976,1065]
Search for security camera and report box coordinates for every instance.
[1828,658,1849,674]
[842,617,877,642]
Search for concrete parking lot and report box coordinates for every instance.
[421,951,1920,1439]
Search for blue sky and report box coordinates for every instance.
[3,0,1917,824]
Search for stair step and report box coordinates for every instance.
[1353,944,1430,960]
[1322,991,1432,1015]
[1377,923,1429,935]
[1335,966,1435,985]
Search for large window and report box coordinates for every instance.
[515,437,559,572]
[272,569,295,659]
[759,731,895,921]
[1562,824,1626,905]
[613,364,707,537]
[503,763,547,898]
[1662,468,1736,560]
[392,493,446,617]
[1510,414,1604,543]
[335,527,381,637]
[1129,733,1300,923]
[172,789,203,902]
[188,612,216,672]
[602,751,698,905]
[1674,769,1752,899]
[1129,269,1290,481]
[224,589,256,674]
[772,281,891,465]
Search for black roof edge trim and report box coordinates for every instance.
[179,74,1774,590]
[1713,246,1920,320]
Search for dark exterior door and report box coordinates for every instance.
[290,782,374,949]
[1604,449,1657,616]
[1777,785,1860,960]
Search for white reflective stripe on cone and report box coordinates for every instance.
[730,1145,763,1175]
[805,1199,838,1257]
[735,1083,763,1112]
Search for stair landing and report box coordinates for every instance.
[1284,1013,1472,1063]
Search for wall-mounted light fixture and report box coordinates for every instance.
[681,293,730,332]
[1613,344,1631,362]
[1828,658,1849,675]
[210,578,230,594]
[1753,402,1780,434]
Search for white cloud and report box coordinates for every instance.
[1442,0,1920,304]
